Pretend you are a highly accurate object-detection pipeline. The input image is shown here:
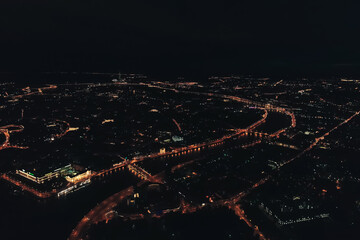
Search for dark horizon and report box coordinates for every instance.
[1,1,360,79]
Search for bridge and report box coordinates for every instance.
[127,164,164,184]
[127,164,151,181]
[96,161,128,177]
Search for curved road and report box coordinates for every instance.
[68,82,297,240]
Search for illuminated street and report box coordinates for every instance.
[1,75,360,240]
[2,1,360,239]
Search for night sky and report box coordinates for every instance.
[1,0,360,77]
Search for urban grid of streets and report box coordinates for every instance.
[0,78,359,240]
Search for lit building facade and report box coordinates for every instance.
[16,164,73,184]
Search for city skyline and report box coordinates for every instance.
[1,75,360,239]
[1,1,360,240]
